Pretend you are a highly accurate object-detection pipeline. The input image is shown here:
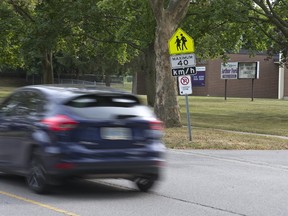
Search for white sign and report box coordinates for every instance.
[170,54,196,69]
[178,75,192,95]
[238,62,259,79]
[196,66,206,71]
[172,67,196,76]
[221,62,238,79]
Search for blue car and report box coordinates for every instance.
[0,85,165,193]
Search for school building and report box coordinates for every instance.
[137,50,288,99]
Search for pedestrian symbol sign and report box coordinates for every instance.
[168,28,194,55]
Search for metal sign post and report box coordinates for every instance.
[225,79,227,100]
[185,94,192,141]
[220,62,238,101]
[251,78,255,101]
[178,75,193,141]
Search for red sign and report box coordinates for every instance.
[178,75,192,95]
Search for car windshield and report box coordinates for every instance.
[64,94,154,119]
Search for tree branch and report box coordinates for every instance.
[239,0,288,38]
[83,34,144,52]
[8,0,35,22]
[253,21,282,45]
[255,0,288,35]
[265,0,288,28]
[168,0,190,26]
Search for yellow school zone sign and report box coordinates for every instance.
[168,28,195,55]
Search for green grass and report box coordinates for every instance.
[164,96,288,150]
[112,82,133,93]
[164,127,288,150]
[0,87,16,99]
[181,97,288,136]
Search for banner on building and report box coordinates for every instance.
[192,67,205,86]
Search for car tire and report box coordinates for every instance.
[26,157,49,194]
[135,177,155,192]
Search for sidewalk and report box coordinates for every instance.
[218,129,288,140]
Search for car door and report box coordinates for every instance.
[0,90,45,169]
[0,92,25,166]
[11,90,47,168]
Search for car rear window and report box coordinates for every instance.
[64,94,154,119]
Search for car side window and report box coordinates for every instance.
[21,91,46,116]
[0,91,46,117]
[0,92,23,116]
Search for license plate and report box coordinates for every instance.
[101,127,132,140]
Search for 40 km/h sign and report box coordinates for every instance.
[172,67,196,76]
[170,54,196,68]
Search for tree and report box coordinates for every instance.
[90,0,157,104]
[241,0,288,62]
[1,0,144,83]
[183,0,288,61]
[149,0,191,127]
[2,0,76,83]
[0,1,25,68]
[183,0,253,60]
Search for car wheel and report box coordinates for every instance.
[26,157,49,194]
[135,177,155,192]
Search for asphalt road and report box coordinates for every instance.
[1,150,288,216]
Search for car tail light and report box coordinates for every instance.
[54,162,75,169]
[41,115,78,131]
[149,119,164,131]
[146,119,164,139]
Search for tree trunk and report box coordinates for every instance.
[105,74,111,86]
[42,49,54,84]
[149,0,190,127]
[154,18,181,127]
[145,43,156,107]
[132,73,137,94]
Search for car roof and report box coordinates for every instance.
[16,85,136,103]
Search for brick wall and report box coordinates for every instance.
[136,53,284,99]
[193,54,279,98]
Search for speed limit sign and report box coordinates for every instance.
[178,75,192,95]
[170,54,196,68]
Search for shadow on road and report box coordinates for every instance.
[0,172,143,200]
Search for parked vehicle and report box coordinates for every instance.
[0,85,165,194]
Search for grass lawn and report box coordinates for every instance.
[166,96,288,150]
[164,127,288,150]
[181,97,288,136]
[0,87,16,98]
